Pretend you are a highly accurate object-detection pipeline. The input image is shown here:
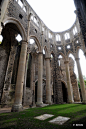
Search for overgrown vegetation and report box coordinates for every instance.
[77,75,86,89]
[0,104,86,129]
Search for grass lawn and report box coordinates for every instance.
[0,104,86,129]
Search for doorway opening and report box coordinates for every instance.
[61,82,68,103]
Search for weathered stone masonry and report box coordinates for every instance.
[0,0,86,111]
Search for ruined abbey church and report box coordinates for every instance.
[0,0,86,112]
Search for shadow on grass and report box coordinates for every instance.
[0,104,86,129]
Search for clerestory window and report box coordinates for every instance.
[56,34,61,41]
[73,26,77,35]
[18,0,23,8]
[65,33,70,40]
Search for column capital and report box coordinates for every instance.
[38,52,43,54]
[75,58,80,61]
[64,60,69,64]
[22,40,28,44]
[45,57,51,60]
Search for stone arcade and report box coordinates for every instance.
[0,0,86,112]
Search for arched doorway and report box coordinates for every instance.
[0,22,23,105]
[61,82,68,103]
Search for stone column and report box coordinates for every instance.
[36,52,43,106]
[30,54,35,105]
[64,61,74,103]
[32,58,36,106]
[45,57,51,104]
[23,53,28,106]
[12,41,27,112]
[75,58,86,103]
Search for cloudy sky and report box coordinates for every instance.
[0,0,86,78]
[27,0,86,78]
[27,0,76,32]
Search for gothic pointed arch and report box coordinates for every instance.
[30,35,41,51]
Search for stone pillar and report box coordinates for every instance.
[23,53,28,106]
[64,61,74,103]
[32,58,35,106]
[30,54,35,106]
[75,58,86,103]
[36,52,43,106]
[45,57,51,104]
[12,41,27,112]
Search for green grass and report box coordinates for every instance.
[0,104,86,129]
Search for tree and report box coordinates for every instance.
[77,75,86,89]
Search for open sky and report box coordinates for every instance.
[27,0,86,78]
[0,0,86,78]
[27,0,76,32]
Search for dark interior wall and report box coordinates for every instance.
[0,47,10,103]
[74,0,86,26]
[74,0,86,47]
[0,23,22,104]
[26,53,32,88]
[0,0,3,6]
[11,45,21,85]
[0,26,11,103]
[61,82,68,103]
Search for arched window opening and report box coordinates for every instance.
[65,33,70,40]
[18,0,23,8]
[31,15,33,20]
[29,39,35,44]
[73,26,77,35]
[49,32,52,39]
[51,44,53,48]
[34,17,37,24]
[58,55,62,58]
[67,45,70,49]
[69,54,78,77]
[23,7,26,12]
[29,38,38,51]
[76,40,79,43]
[58,47,61,50]
[0,35,3,44]
[51,54,54,60]
[51,54,53,58]
[58,55,62,66]
[56,34,61,41]
[42,27,44,32]
[43,49,45,55]
[16,34,22,42]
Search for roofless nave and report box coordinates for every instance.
[0,0,86,112]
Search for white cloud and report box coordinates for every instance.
[27,0,76,32]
